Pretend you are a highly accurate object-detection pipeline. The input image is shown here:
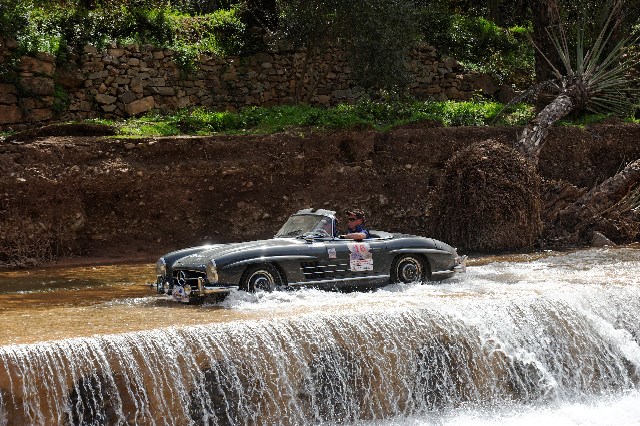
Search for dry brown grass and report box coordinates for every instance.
[428,139,542,253]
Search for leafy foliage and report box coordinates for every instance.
[0,0,30,41]
[417,6,534,88]
[275,0,421,94]
[0,0,248,60]
[169,8,247,56]
[343,1,420,90]
[535,0,640,117]
[171,8,247,72]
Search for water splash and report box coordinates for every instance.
[0,248,639,425]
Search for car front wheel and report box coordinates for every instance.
[391,255,429,284]
[241,264,283,293]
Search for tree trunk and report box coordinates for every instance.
[558,159,640,231]
[487,0,500,23]
[528,0,563,83]
[514,93,574,167]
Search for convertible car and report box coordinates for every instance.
[155,208,467,302]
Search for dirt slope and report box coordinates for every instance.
[1,122,639,268]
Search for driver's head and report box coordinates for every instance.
[345,209,366,224]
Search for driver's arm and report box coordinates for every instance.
[340,231,367,240]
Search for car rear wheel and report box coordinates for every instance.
[241,264,283,293]
[391,255,429,284]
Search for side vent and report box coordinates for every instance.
[300,262,326,279]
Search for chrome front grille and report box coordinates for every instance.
[172,269,206,287]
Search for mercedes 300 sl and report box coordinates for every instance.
[155,208,467,302]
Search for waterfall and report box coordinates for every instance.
[1,278,639,426]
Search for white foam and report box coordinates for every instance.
[366,390,640,425]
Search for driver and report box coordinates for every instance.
[340,209,370,240]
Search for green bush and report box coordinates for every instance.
[3,1,248,59]
[169,8,246,56]
[0,0,30,41]
[418,10,534,88]
[115,100,534,137]
[55,6,175,49]
[169,8,247,73]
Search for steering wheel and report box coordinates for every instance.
[303,229,330,239]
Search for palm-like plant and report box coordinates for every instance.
[514,0,639,167]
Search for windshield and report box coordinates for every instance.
[275,214,334,238]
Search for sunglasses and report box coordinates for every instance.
[347,217,359,221]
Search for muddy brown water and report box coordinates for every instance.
[0,260,403,345]
[0,252,591,345]
[0,264,235,345]
[0,248,639,425]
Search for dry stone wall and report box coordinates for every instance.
[0,37,499,131]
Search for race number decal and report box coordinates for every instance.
[347,242,373,271]
[172,286,190,303]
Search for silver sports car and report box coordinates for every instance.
[155,208,467,302]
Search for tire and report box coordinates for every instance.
[241,264,283,293]
[391,255,430,284]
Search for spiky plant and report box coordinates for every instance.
[514,0,639,166]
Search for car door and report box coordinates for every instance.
[301,238,388,287]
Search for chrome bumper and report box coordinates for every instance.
[196,277,238,294]
[155,276,237,297]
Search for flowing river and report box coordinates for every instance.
[0,247,639,425]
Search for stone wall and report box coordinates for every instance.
[0,37,502,131]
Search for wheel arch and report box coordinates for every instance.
[239,261,288,285]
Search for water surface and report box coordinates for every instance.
[0,247,638,425]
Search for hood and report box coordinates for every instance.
[172,237,303,268]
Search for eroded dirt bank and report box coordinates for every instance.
[1,123,640,268]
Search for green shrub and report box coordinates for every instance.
[418,10,534,88]
[55,5,175,49]
[167,8,247,74]
[4,1,247,59]
[171,42,201,74]
[169,8,246,55]
[115,100,534,137]
[0,0,30,41]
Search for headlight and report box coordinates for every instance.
[156,257,167,278]
[206,259,219,283]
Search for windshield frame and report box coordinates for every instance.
[274,214,336,239]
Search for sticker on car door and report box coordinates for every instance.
[348,242,373,271]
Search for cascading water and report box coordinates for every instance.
[0,247,639,425]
